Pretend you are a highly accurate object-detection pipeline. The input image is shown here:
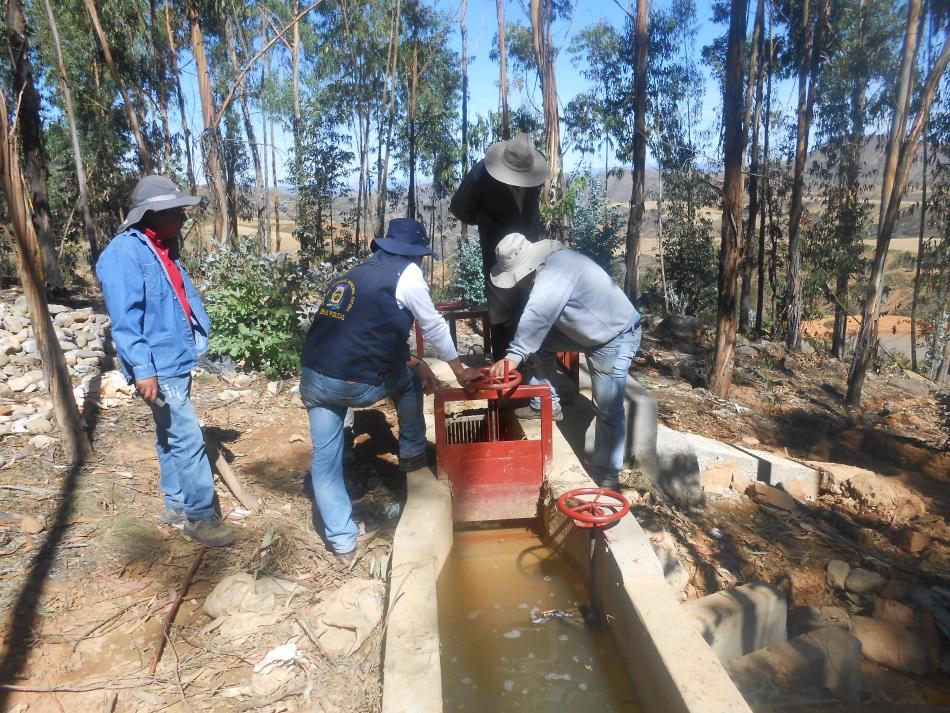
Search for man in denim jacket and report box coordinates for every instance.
[96,175,233,547]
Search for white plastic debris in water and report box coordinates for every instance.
[503,680,514,692]
[502,629,521,639]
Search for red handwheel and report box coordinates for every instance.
[466,365,522,394]
[557,488,630,529]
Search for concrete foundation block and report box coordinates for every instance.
[683,581,788,662]
[732,445,821,500]
[578,359,658,463]
[725,627,863,701]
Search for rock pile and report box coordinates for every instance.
[0,295,127,446]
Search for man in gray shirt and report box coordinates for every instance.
[489,233,642,488]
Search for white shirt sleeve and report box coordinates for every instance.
[395,262,460,361]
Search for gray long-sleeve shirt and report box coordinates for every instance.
[505,249,640,365]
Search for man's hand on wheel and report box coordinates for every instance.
[489,358,517,380]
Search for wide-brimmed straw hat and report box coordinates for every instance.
[118,175,201,233]
[490,233,564,288]
[484,133,549,188]
[371,218,439,259]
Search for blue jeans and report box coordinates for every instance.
[299,366,426,554]
[150,374,217,520]
[530,327,641,481]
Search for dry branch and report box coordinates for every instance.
[149,547,206,676]
[204,434,260,512]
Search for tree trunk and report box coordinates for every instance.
[709,0,748,396]
[847,14,950,405]
[0,91,89,462]
[163,0,196,194]
[6,0,63,288]
[42,0,99,263]
[224,16,265,247]
[936,319,950,385]
[146,0,172,169]
[83,0,153,175]
[292,0,302,163]
[755,12,774,337]
[622,0,649,301]
[271,117,281,251]
[407,41,419,219]
[188,0,230,242]
[910,137,926,373]
[740,0,765,335]
[495,0,510,140]
[785,0,826,351]
[530,0,562,193]
[375,0,401,239]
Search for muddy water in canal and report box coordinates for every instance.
[438,526,641,712]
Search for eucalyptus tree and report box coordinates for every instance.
[848,0,950,404]
[6,0,62,287]
[810,0,896,357]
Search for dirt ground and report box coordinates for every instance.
[0,303,948,711]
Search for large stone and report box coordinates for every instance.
[683,581,787,662]
[1,336,20,355]
[2,316,26,332]
[657,314,708,354]
[788,606,851,637]
[47,303,70,314]
[879,578,909,600]
[813,461,926,519]
[0,353,8,368]
[53,312,73,327]
[845,568,883,595]
[851,616,937,675]
[7,374,32,392]
[25,417,53,434]
[895,529,931,554]
[873,599,915,629]
[749,481,796,511]
[20,338,37,354]
[29,434,56,450]
[827,560,851,590]
[725,627,862,701]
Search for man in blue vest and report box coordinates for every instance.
[97,175,233,548]
[300,218,480,563]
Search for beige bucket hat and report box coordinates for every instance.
[484,133,549,188]
[490,233,564,288]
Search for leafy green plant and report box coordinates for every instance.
[567,169,625,279]
[196,240,329,377]
[449,231,486,304]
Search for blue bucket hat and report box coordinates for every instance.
[372,218,439,260]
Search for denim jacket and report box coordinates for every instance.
[96,228,211,382]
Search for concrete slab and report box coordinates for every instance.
[683,582,788,662]
[725,627,863,701]
[381,469,453,713]
[732,446,821,500]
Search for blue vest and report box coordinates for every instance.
[302,251,415,385]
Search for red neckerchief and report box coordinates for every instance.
[144,227,192,322]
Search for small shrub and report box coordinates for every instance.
[450,231,486,304]
[197,240,332,377]
[568,171,625,280]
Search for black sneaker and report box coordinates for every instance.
[159,507,186,530]
[183,517,235,547]
[513,404,564,422]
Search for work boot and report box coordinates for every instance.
[597,475,621,491]
[398,450,429,473]
[159,507,186,530]
[513,404,563,422]
[183,517,235,547]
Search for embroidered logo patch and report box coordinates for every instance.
[318,279,356,321]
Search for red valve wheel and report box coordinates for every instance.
[466,365,522,393]
[557,488,630,529]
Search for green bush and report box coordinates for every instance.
[450,231,486,304]
[568,170,625,279]
[196,240,335,377]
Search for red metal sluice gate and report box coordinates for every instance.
[434,366,553,522]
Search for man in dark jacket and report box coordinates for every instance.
[449,133,548,359]
[300,219,479,564]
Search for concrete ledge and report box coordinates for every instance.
[542,425,753,713]
[683,582,788,662]
[381,469,453,713]
[732,446,821,501]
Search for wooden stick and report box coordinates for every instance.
[204,434,260,512]
[149,547,206,676]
